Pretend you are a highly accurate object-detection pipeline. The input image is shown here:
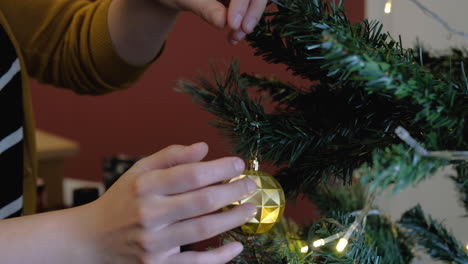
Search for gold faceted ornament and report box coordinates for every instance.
[225,158,285,235]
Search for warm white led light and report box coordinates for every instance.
[465,243,468,250]
[384,1,392,14]
[313,239,325,248]
[336,238,349,252]
[300,245,309,253]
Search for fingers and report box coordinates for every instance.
[160,203,257,249]
[241,0,267,33]
[128,142,208,174]
[135,156,245,196]
[228,0,267,43]
[227,0,251,30]
[167,242,243,264]
[229,30,247,45]
[180,0,266,43]
[183,0,227,28]
[165,177,257,222]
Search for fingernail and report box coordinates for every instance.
[244,17,257,33]
[234,31,246,41]
[230,39,239,45]
[234,159,245,172]
[246,179,257,194]
[190,142,206,148]
[246,203,258,217]
[231,243,243,255]
[232,13,242,30]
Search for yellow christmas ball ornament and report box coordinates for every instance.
[226,158,285,235]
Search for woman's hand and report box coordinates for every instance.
[154,0,268,44]
[108,0,267,65]
[89,142,257,264]
[0,143,255,264]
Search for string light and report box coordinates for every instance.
[465,243,468,251]
[384,0,392,14]
[312,232,344,248]
[395,126,468,161]
[336,238,349,252]
[336,222,359,252]
[311,201,376,253]
[300,245,309,253]
[313,239,325,248]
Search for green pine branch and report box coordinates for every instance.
[180,1,468,263]
[221,184,414,264]
[240,73,302,106]
[249,0,468,147]
[308,183,368,215]
[318,29,466,145]
[417,47,468,90]
[179,0,468,197]
[363,216,413,264]
[225,227,309,264]
[308,212,396,264]
[359,144,449,193]
[178,62,316,167]
[399,205,468,263]
[311,238,382,264]
[453,163,468,214]
[245,0,331,81]
[226,214,383,264]
[310,184,413,264]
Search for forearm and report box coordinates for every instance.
[0,205,99,264]
[108,0,178,66]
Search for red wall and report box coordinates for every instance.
[32,0,364,219]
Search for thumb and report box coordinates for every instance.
[127,142,209,174]
[184,0,227,28]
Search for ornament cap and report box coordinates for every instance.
[248,158,260,171]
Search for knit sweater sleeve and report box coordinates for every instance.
[0,0,151,95]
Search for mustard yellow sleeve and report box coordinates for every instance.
[0,0,149,95]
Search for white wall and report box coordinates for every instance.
[366,1,468,263]
[367,0,468,50]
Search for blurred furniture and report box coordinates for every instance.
[103,155,140,190]
[36,130,79,209]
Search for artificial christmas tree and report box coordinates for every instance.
[179,0,468,262]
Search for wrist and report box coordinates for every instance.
[0,205,103,264]
[56,204,105,264]
[109,0,178,65]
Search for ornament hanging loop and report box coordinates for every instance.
[225,116,285,236]
[249,115,261,171]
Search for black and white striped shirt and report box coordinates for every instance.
[0,22,24,219]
